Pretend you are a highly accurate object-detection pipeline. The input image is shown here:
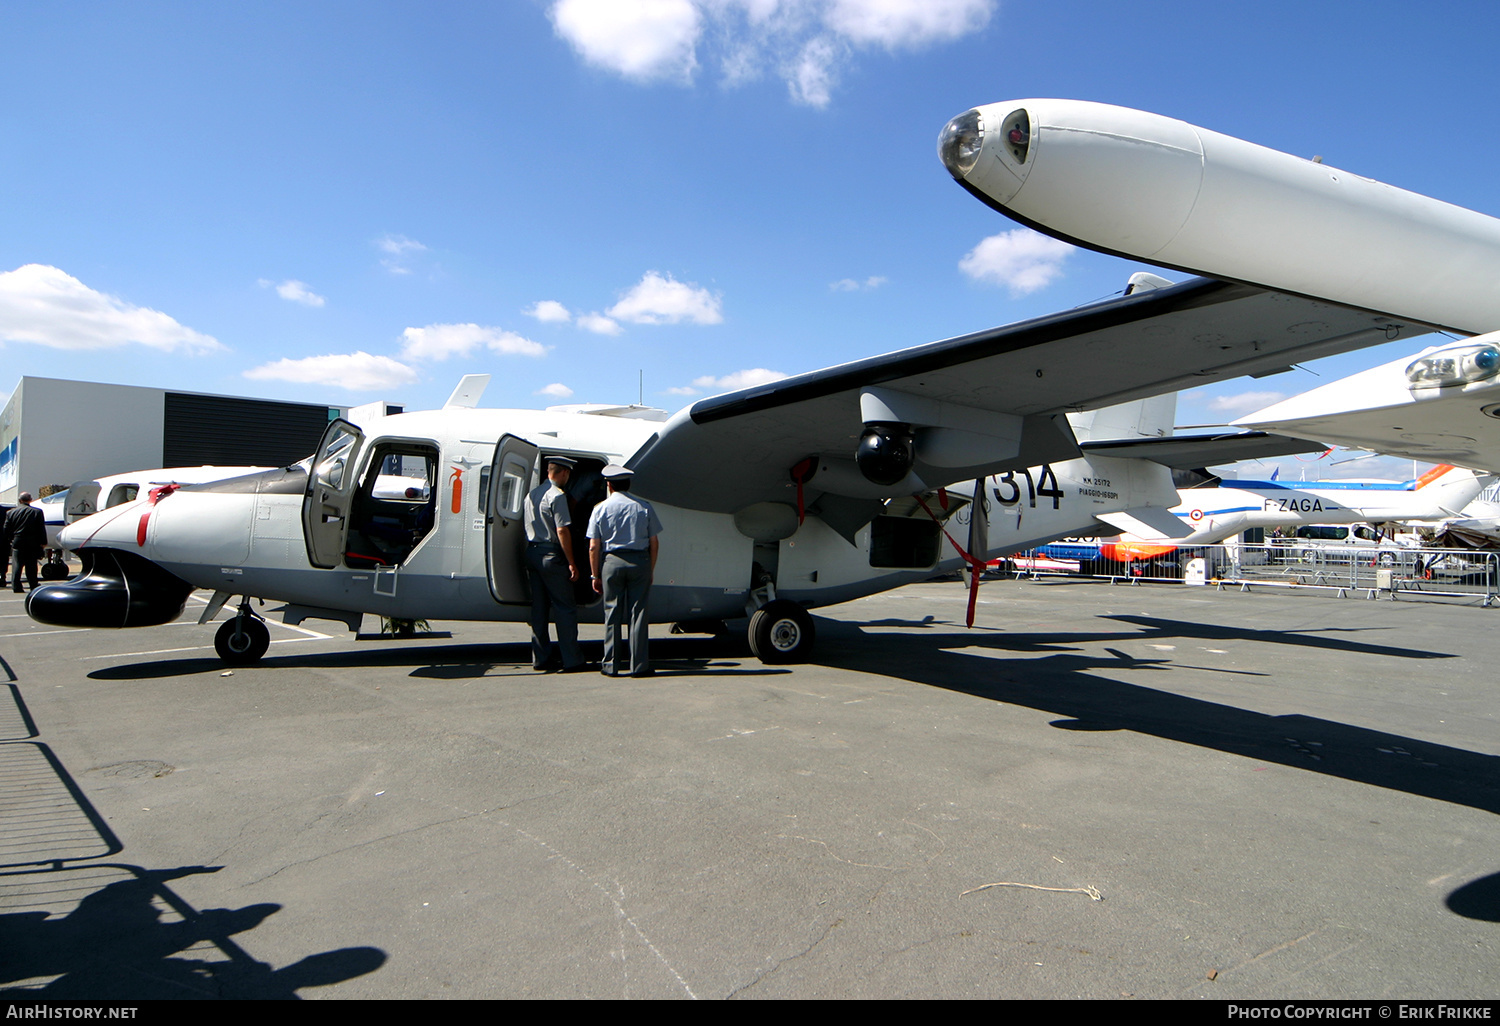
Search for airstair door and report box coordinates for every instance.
[301,419,365,569]
[485,434,539,604]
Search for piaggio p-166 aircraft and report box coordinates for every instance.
[30,98,1495,664]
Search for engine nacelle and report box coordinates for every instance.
[26,548,194,629]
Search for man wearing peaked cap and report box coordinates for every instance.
[586,465,663,677]
[524,456,589,672]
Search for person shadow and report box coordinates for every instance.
[0,864,386,999]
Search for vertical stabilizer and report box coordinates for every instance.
[444,374,491,410]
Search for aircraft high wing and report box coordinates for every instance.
[631,276,1431,514]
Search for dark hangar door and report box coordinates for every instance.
[164,393,334,467]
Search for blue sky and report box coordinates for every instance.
[1,1,1495,481]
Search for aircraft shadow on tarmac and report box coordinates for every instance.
[0,680,386,998]
[813,613,1500,922]
[86,638,792,681]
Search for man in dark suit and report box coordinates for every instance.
[5,493,47,593]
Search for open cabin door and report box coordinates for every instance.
[302,419,366,569]
[485,433,539,604]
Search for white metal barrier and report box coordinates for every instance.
[1004,542,1500,605]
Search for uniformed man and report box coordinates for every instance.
[523,457,588,672]
[586,465,662,677]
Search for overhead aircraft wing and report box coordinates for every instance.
[1078,430,1327,469]
[630,277,1435,514]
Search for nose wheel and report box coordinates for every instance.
[215,611,270,664]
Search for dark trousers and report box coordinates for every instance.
[10,548,40,592]
[602,550,651,675]
[526,544,582,669]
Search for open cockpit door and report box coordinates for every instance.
[485,433,539,603]
[302,419,365,569]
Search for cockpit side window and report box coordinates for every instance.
[106,484,139,508]
[343,441,440,568]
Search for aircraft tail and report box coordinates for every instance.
[1068,393,1177,444]
[1416,464,1494,515]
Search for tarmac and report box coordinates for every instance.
[1,576,1497,1000]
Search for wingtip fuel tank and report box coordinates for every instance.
[940,99,1500,335]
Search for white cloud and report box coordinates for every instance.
[959,229,1075,295]
[258,278,326,307]
[551,0,702,82]
[0,264,222,353]
[244,352,419,392]
[824,0,993,49]
[375,234,428,275]
[608,271,723,325]
[788,35,840,107]
[399,323,547,361]
[673,366,787,395]
[576,312,623,336]
[550,0,993,107]
[525,300,572,323]
[830,275,887,291]
[1206,391,1289,415]
[537,382,575,398]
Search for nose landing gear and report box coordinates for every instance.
[215,602,270,664]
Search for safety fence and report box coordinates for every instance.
[1002,541,1500,605]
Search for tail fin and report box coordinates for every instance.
[1413,464,1457,489]
[1069,393,1177,444]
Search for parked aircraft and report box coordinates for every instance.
[1021,464,1488,571]
[64,467,270,527]
[1235,337,1500,474]
[27,99,1474,664]
[1116,464,1489,546]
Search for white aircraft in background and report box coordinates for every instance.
[1235,338,1500,475]
[64,466,271,527]
[29,98,1488,665]
[1116,464,1490,546]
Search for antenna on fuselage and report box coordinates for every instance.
[444,374,490,410]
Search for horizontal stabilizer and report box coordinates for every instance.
[1096,506,1193,540]
[1079,430,1326,469]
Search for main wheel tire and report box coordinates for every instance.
[748,600,815,664]
[215,616,270,664]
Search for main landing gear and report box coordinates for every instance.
[215,601,270,664]
[747,599,815,664]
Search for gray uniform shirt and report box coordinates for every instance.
[524,482,571,546]
[586,492,662,551]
